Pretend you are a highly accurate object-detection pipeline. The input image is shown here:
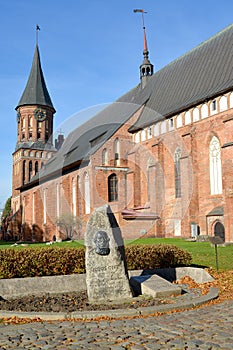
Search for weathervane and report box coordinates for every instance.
[36,24,40,45]
[133,9,148,30]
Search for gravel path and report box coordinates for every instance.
[0,300,232,349]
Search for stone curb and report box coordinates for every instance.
[0,287,219,321]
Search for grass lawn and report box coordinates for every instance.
[125,238,233,271]
[0,240,84,249]
[0,237,232,271]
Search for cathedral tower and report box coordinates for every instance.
[12,44,56,213]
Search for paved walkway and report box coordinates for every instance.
[0,300,232,349]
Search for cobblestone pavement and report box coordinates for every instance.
[0,300,232,349]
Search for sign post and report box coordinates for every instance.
[209,236,224,271]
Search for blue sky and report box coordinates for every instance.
[0,0,233,208]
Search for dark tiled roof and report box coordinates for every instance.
[130,23,233,131]
[207,206,224,216]
[15,141,56,152]
[16,45,55,111]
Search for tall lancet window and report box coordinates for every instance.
[22,160,26,184]
[114,138,120,166]
[84,172,90,214]
[174,148,182,198]
[102,148,108,165]
[209,136,222,195]
[147,158,153,202]
[29,160,33,180]
[35,161,39,174]
[108,173,118,202]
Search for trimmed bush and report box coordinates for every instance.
[125,244,192,270]
[0,244,191,279]
[0,247,85,279]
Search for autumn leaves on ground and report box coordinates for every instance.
[176,269,233,302]
[210,269,233,303]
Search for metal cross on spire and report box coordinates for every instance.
[36,24,40,45]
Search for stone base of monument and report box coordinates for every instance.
[130,274,182,298]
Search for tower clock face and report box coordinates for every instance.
[34,108,47,121]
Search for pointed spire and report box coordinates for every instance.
[16,45,55,111]
[142,25,151,64]
[143,27,148,52]
[140,25,153,89]
[134,9,154,88]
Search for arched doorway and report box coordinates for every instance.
[214,222,225,242]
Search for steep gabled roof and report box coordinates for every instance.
[21,23,233,188]
[16,45,55,111]
[130,23,233,131]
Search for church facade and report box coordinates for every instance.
[10,23,233,243]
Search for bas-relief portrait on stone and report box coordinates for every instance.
[93,230,110,255]
[85,205,133,301]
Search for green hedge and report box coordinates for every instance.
[0,247,85,279]
[0,244,191,279]
[125,244,192,270]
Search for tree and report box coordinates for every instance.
[3,197,12,218]
[56,213,82,240]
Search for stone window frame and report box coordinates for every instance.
[114,138,120,166]
[209,136,222,195]
[174,148,182,198]
[102,148,108,165]
[108,173,118,202]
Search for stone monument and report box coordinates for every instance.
[85,205,133,302]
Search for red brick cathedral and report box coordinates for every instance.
[10,23,233,243]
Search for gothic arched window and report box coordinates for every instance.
[147,158,153,202]
[22,160,26,184]
[102,148,108,165]
[35,161,38,174]
[108,173,118,202]
[29,160,33,180]
[209,136,222,195]
[114,138,120,165]
[174,148,182,198]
